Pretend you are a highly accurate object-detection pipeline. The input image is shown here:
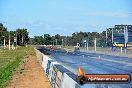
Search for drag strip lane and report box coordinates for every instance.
[42,48,132,88]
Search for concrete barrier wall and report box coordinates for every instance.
[35,49,105,88]
[42,55,52,72]
[36,48,113,88]
[35,48,43,64]
[41,54,81,88]
[62,73,80,88]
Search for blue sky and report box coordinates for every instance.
[0,0,132,37]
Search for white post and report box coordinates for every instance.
[106,29,107,47]
[53,40,54,46]
[56,39,57,46]
[121,47,123,53]
[112,28,114,44]
[111,28,114,51]
[16,32,17,48]
[14,36,16,49]
[9,32,10,50]
[94,38,96,51]
[76,43,78,47]
[124,25,128,54]
[85,42,86,47]
[62,39,63,46]
[4,37,5,49]
[22,35,23,45]
[87,42,88,50]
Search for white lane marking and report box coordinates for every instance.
[91,56,132,66]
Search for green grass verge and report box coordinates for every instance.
[0,46,35,88]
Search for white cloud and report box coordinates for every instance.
[88,11,132,17]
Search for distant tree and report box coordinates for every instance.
[0,23,30,46]
[30,28,113,47]
[54,34,62,45]
[63,36,73,46]
[43,34,52,45]
[0,23,8,45]
[33,36,44,45]
[16,28,29,46]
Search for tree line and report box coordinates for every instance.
[0,23,29,46]
[31,30,113,47]
[0,22,112,47]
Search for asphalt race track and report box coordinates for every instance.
[42,48,132,88]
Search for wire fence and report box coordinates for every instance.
[62,36,132,58]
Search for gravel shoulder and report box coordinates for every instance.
[7,55,52,88]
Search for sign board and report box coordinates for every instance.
[113,25,132,47]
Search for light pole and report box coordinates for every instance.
[106,29,108,47]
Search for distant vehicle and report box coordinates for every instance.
[74,47,80,53]
[49,47,56,51]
